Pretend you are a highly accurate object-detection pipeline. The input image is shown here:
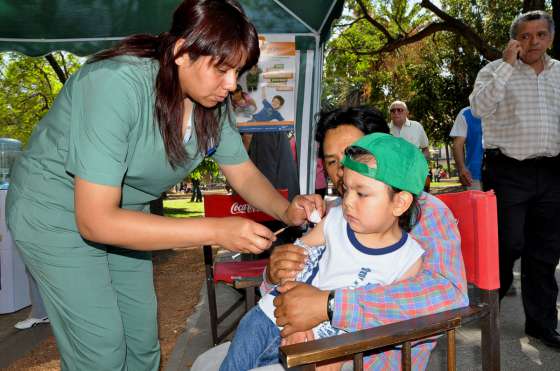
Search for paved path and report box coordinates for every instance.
[0,306,52,368]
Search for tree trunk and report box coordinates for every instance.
[553,1,560,60]
[445,144,451,173]
[45,54,67,84]
[522,0,545,12]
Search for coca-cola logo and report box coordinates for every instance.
[230,202,260,215]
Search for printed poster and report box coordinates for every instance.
[234,34,296,133]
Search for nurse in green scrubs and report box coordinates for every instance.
[5,1,322,370]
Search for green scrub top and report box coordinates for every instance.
[7,56,248,246]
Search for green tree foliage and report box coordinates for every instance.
[0,52,83,145]
[323,0,431,109]
[186,157,219,183]
[322,0,557,148]
[407,0,522,145]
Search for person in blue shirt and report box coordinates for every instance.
[449,107,483,190]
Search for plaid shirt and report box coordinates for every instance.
[261,192,468,370]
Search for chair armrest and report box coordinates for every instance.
[280,306,479,368]
[233,276,264,289]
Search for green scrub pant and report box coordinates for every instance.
[14,239,160,371]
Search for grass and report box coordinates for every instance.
[163,199,204,218]
[160,180,462,219]
[430,181,461,187]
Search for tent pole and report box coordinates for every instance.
[305,35,323,195]
[298,47,315,194]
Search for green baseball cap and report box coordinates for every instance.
[340,133,428,195]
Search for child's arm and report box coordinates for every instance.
[276,218,327,285]
[398,257,422,281]
[298,217,326,246]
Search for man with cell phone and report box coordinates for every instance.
[470,10,560,348]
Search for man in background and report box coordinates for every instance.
[449,106,483,190]
[470,10,560,348]
[388,100,430,159]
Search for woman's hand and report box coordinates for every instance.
[282,194,325,226]
[211,216,275,254]
[266,244,307,284]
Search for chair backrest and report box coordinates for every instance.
[203,189,288,222]
[436,190,499,291]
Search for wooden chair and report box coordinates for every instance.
[203,190,288,345]
[279,190,500,370]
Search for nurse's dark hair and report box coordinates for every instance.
[314,106,389,159]
[89,0,260,167]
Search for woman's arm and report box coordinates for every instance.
[74,176,274,253]
[221,160,323,226]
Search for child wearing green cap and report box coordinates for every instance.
[220,133,430,371]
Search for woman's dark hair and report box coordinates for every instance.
[89,0,260,167]
[315,106,389,159]
[344,146,421,232]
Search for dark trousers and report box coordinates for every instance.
[483,149,560,331]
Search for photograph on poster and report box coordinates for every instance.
[235,34,295,133]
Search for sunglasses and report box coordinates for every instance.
[390,107,404,113]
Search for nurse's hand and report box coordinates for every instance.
[211,217,275,254]
[282,194,324,226]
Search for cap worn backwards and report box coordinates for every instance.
[340,133,428,195]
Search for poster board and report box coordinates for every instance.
[235,34,296,133]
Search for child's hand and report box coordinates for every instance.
[280,329,314,346]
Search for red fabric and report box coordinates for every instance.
[436,190,499,290]
[204,191,287,284]
[214,259,268,283]
[203,189,288,221]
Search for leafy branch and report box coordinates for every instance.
[354,0,501,60]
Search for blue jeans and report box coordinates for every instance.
[220,306,281,371]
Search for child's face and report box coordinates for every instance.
[342,159,405,235]
[271,98,283,110]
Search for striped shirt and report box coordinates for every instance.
[261,192,468,370]
[469,55,560,161]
